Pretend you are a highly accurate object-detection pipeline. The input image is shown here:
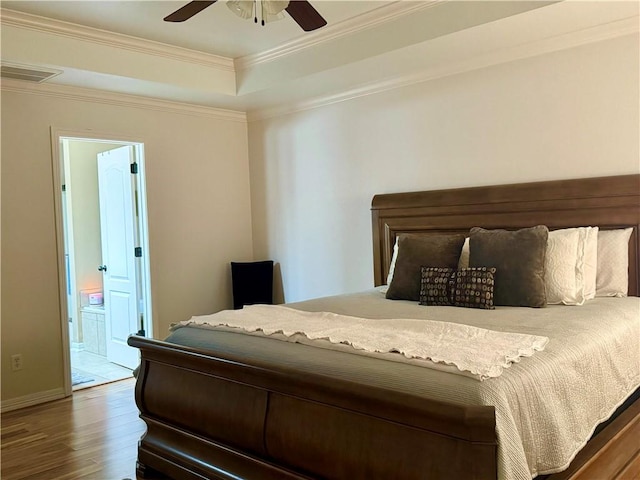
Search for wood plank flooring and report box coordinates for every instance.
[1,378,155,480]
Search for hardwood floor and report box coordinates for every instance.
[1,378,156,480]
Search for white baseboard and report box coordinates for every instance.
[1,388,66,413]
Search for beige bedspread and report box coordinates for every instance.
[179,305,549,380]
[169,289,640,480]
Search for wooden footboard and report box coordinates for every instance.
[128,335,498,480]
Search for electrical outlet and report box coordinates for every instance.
[11,354,23,371]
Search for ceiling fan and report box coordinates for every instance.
[164,0,327,32]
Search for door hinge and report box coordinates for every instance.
[134,247,142,258]
[130,162,138,174]
[62,184,66,192]
[137,314,145,337]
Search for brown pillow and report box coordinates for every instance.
[386,233,466,301]
[469,226,548,307]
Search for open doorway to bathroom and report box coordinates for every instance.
[51,130,152,394]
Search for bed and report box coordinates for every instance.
[129,174,640,480]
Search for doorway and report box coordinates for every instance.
[51,130,152,394]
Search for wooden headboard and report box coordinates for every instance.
[371,174,640,296]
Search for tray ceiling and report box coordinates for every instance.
[1,1,638,118]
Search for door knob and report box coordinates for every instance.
[98,265,107,272]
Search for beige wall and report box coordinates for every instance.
[248,34,640,303]
[1,91,253,403]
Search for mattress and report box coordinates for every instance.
[166,289,640,480]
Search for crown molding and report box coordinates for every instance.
[247,15,639,122]
[1,78,247,122]
[0,8,235,72]
[235,1,440,70]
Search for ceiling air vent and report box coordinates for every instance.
[1,62,62,83]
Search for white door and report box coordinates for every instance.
[97,146,140,369]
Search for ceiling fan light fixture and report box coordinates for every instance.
[227,0,289,25]
[227,0,253,20]
[263,0,289,16]
[165,0,325,32]
[262,10,287,24]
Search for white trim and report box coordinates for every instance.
[0,8,234,71]
[1,79,247,122]
[1,388,66,413]
[50,130,73,397]
[62,139,78,392]
[132,143,154,340]
[248,16,640,122]
[235,1,438,70]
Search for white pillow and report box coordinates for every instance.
[545,228,586,305]
[458,237,470,269]
[582,227,599,300]
[386,237,399,286]
[596,228,632,297]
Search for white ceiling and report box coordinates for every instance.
[2,1,391,58]
[1,1,638,119]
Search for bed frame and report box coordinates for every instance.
[130,174,640,480]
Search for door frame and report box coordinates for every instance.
[50,127,153,396]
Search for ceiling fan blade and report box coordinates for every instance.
[164,1,217,22]
[285,0,327,32]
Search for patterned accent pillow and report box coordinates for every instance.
[452,267,496,309]
[419,267,496,310]
[419,267,455,306]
